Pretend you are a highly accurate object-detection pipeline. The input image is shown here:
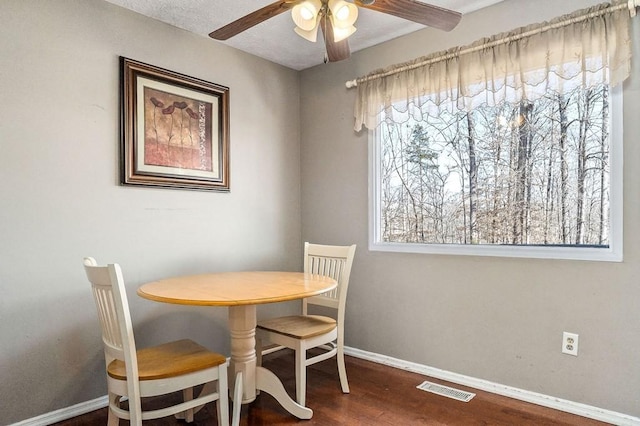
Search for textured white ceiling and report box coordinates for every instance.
[103,0,505,70]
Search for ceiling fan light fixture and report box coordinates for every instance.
[210,0,462,65]
[332,24,356,42]
[327,0,358,29]
[292,0,322,31]
[294,23,320,42]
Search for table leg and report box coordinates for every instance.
[227,305,313,419]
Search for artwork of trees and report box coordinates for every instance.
[380,85,610,247]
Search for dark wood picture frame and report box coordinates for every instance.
[120,57,230,191]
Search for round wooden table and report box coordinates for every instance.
[137,271,337,419]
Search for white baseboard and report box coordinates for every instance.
[345,346,640,426]
[10,396,108,426]
[12,348,640,426]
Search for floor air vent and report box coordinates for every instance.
[416,380,476,402]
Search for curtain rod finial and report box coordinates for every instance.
[629,0,637,17]
[346,79,358,89]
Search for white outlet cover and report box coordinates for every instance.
[562,332,579,356]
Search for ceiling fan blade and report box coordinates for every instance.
[320,18,351,62]
[209,0,295,40]
[355,0,462,32]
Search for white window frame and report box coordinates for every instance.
[368,86,623,262]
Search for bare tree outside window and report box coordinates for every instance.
[378,84,610,248]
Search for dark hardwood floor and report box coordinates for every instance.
[54,349,609,425]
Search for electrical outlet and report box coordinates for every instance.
[562,332,579,356]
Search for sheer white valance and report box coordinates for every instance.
[352,1,634,131]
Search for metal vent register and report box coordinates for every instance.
[416,380,476,402]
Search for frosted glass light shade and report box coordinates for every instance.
[328,0,358,29]
[332,24,356,42]
[294,23,320,42]
[292,0,322,31]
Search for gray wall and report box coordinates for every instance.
[0,1,301,424]
[300,0,640,418]
[2,0,639,423]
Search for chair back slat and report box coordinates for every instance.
[85,259,128,360]
[303,243,356,313]
[92,284,124,359]
[308,256,343,301]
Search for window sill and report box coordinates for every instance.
[369,241,623,262]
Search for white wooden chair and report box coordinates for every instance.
[256,243,356,407]
[83,257,242,426]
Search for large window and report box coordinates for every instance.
[369,85,623,261]
[360,2,631,262]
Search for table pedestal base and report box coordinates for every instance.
[228,305,312,419]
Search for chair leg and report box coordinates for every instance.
[337,346,350,394]
[107,393,119,426]
[107,407,119,426]
[256,337,263,367]
[183,387,194,422]
[295,348,307,407]
[217,365,230,426]
[231,372,243,426]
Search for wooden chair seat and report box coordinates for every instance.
[108,339,227,381]
[257,315,336,340]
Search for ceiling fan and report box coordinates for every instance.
[209,0,462,63]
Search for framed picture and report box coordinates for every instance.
[120,57,230,191]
